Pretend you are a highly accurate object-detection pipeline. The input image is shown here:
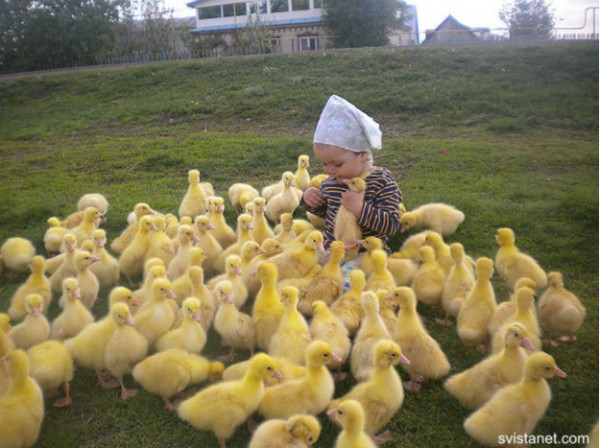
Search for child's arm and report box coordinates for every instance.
[301,187,327,217]
[357,180,401,236]
[340,189,365,217]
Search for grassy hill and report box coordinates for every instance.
[0,41,598,447]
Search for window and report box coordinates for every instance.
[270,0,289,13]
[313,0,322,8]
[271,38,283,53]
[249,0,268,14]
[299,36,317,51]
[223,2,246,17]
[198,5,221,19]
[292,0,309,11]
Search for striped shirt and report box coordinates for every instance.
[301,167,402,251]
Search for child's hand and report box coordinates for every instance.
[341,189,365,217]
[303,187,326,207]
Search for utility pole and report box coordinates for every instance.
[589,7,598,37]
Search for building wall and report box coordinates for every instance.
[270,24,329,52]
[422,15,488,44]
[388,27,418,46]
[190,0,323,32]
[189,0,416,52]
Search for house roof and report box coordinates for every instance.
[433,15,472,32]
[422,14,485,44]
[187,0,212,7]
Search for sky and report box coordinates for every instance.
[165,0,600,36]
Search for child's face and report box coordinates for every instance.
[313,144,371,181]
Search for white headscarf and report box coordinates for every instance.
[313,94,382,153]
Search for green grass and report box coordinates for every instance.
[0,41,598,447]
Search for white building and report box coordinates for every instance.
[186,0,419,53]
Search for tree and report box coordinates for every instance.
[323,0,409,48]
[115,0,186,60]
[0,0,121,73]
[0,0,31,70]
[232,13,272,55]
[499,0,555,39]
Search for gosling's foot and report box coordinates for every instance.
[435,316,453,326]
[372,429,393,444]
[403,379,422,393]
[120,386,138,400]
[559,335,577,343]
[53,396,73,408]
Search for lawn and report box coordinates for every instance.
[0,40,598,447]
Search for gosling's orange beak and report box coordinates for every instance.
[331,353,343,363]
[554,366,568,379]
[399,354,411,365]
[521,336,536,351]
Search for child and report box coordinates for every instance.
[301,94,402,257]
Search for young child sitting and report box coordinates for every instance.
[301,94,403,260]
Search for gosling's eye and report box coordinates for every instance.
[266,366,273,371]
[514,332,519,337]
[545,366,552,371]
[308,436,313,442]
[391,353,397,357]
[338,410,344,415]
